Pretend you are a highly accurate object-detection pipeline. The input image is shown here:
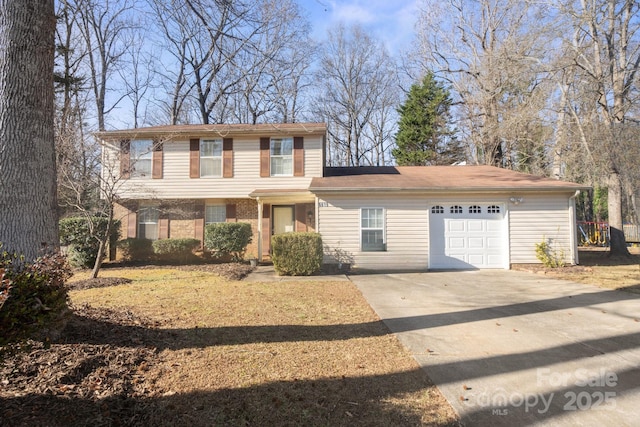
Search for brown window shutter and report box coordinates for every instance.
[158,218,169,239]
[225,204,237,222]
[294,137,304,177]
[120,139,131,179]
[260,137,270,177]
[262,204,271,256]
[223,138,233,178]
[152,140,163,179]
[190,138,200,178]
[127,211,137,238]
[295,204,307,232]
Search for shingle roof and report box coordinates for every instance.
[95,122,327,139]
[310,165,588,192]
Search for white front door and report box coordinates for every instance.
[429,203,507,269]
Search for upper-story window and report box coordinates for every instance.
[130,139,153,177]
[200,139,223,177]
[270,137,293,176]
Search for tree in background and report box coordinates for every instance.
[316,23,399,166]
[415,0,553,168]
[392,72,462,166]
[0,0,59,261]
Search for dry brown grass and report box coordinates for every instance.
[526,247,640,294]
[66,268,460,426]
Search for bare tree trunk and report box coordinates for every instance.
[0,0,58,261]
[607,170,630,256]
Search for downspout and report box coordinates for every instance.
[569,190,581,265]
[257,197,263,262]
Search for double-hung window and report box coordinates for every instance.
[130,139,153,177]
[200,139,223,177]
[138,206,160,240]
[361,208,385,251]
[270,137,293,176]
[205,205,226,225]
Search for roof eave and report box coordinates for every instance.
[95,124,327,140]
[309,186,589,193]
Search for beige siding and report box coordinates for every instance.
[319,192,578,270]
[105,135,324,199]
[509,194,573,264]
[319,195,429,270]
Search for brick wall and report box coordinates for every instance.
[229,198,260,257]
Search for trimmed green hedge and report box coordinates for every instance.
[117,238,154,261]
[152,238,200,263]
[59,217,121,267]
[271,232,323,276]
[204,222,252,261]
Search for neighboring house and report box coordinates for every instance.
[98,123,588,270]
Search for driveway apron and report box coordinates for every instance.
[350,270,640,426]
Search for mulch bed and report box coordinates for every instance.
[1,304,164,426]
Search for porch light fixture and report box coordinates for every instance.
[509,197,524,205]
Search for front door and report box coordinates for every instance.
[272,205,295,235]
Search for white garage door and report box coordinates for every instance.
[429,204,506,269]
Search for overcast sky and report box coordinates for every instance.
[298,0,420,54]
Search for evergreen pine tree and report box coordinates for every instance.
[392,72,463,165]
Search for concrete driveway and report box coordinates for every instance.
[349,270,640,426]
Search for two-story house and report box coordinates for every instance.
[98,123,326,260]
[98,122,587,270]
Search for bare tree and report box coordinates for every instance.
[316,23,399,166]
[416,0,554,168]
[0,0,58,261]
[554,0,640,256]
[76,0,138,131]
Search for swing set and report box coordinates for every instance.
[577,221,640,246]
[577,221,609,246]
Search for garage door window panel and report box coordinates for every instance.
[361,208,385,251]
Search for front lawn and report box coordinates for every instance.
[517,247,640,294]
[1,267,459,426]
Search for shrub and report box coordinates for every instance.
[117,238,154,262]
[59,217,121,268]
[0,247,72,344]
[535,237,566,268]
[152,238,200,263]
[271,232,323,276]
[204,222,252,262]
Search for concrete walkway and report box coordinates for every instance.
[244,264,350,282]
[349,270,640,426]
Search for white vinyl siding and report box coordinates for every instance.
[319,195,429,270]
[509,194,573,264]
[110,134,324,199]
[200,139,222,177]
